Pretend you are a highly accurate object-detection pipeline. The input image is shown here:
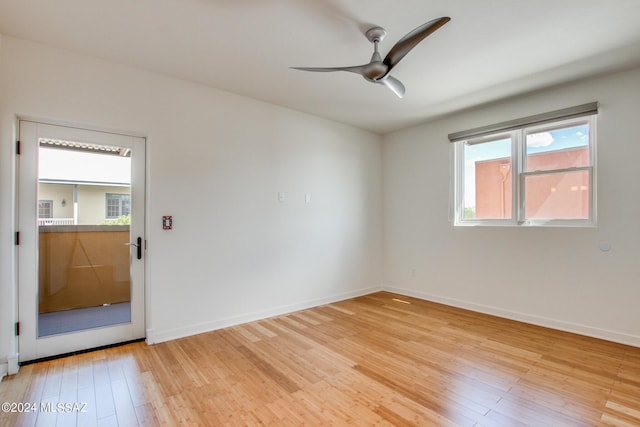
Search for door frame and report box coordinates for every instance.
[17,119,147,363]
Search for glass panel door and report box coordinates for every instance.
[18,121,145,362]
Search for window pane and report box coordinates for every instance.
[463,137,512,219]
[526,123,590,172]
[106,193,131,219]
[106,194,119,218]
[524,170,590,220]
[121,195,131,216]
[38,200,53,218]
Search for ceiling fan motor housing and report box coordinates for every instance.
[365,27,387,43]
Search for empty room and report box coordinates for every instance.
[1,0,639,425]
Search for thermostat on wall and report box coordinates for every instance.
[163,216,173,230]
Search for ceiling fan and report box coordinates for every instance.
[291,17,451,98]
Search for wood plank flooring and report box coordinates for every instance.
[2,292,639,426]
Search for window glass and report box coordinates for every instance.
[526,123,590,172]
[462,137,512,220]
[38,200,53,218]
[106,193,131,218]
[524,170,590,220]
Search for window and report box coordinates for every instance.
[105,193,131,218]
[450,104,597,226]
[38,200,53,218]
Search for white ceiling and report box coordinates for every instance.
[1,0,640,134]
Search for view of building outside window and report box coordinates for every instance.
[462,137,511,219]
[38,146,131,225]
[462,123,590,220]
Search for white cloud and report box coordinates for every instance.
[576,131,588,141]
[526,132,554,147]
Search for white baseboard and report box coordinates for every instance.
[1,354,20,380]
[147,286,382,345]
[384,286,640,348]
[7,354,19,375]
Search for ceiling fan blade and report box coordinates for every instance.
[291,65,368,75]
[377,75,405,98]
[383,17,450,73]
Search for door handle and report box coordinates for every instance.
[136,236,142,260]
[125,237,143,260]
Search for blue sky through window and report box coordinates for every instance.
[527,124,589,154]
[464,124,589,164]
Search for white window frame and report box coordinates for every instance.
[453,115,596,227]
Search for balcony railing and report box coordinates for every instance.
[38,218,75,226]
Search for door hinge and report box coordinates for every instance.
[16,140,21,155]
[15,231,20,246]
[15,322,20,336]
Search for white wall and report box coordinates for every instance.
[38,184,74,219]
[0,36,383,367]
[383,67,640,346]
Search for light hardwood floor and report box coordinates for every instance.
[1,292,639,426]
